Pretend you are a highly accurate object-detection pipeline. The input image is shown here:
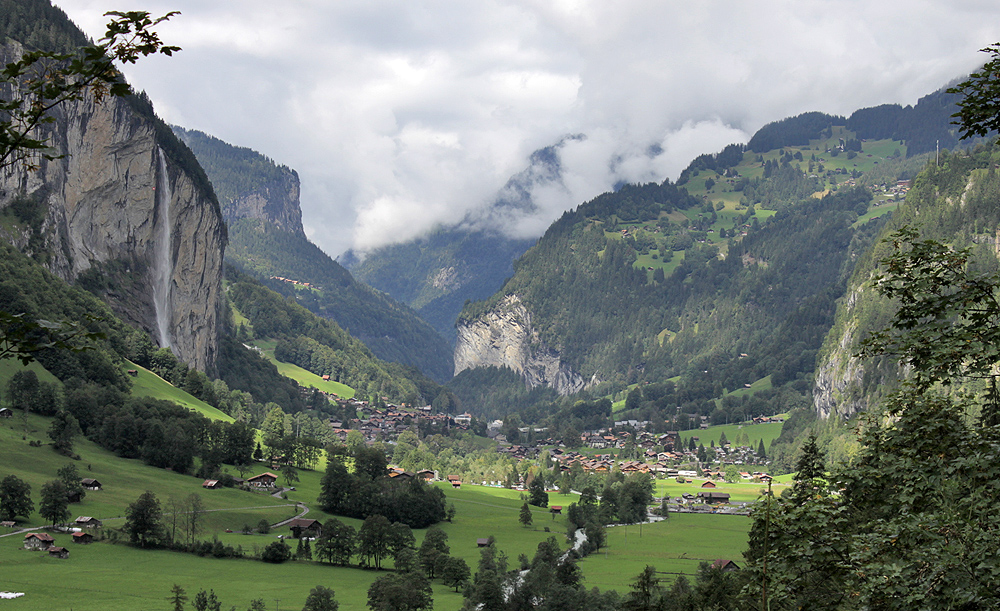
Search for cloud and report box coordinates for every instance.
[54,0,1000,255]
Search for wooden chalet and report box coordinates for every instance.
[697,491,731,504]
[701,481,717,489]
[202,479,221,489]
[711,558,741,572]
[1,520,16,528]
[72,531,94,544]
[476,538,490,547]
[416,469,435,481]
[287,518,323,539]
[0,407,13,418]
[48,546,69,559]
[74,516,102,528]
[80,478,102,491]
[247,472,278,488]
[24,532,54,550]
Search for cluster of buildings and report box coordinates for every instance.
[326,403,473,446]
[268,275,318,290]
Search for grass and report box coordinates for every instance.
[578,513,751,588]
[253,340,355,398]
[677,419,786,450]
[128,362,234,423]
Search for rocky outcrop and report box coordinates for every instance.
[0,44,226,372]
[225,177,305,237]
[454,295,585,395]
[172,126,305,237]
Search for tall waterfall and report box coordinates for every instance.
[153,148,173,348]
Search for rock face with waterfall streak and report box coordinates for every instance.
[454,295,586,395]
[0,46,226,372]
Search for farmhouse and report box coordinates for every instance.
[48,546,69,559]
[24,533,54,550]
[72,532,94,544]
[711,558,741,572]
[80,478,102,490]
[202,479,221,489]
[287,518,323,539]
[74,516,102,528]
[697,491,731,504]
[0,407,12,418]
[247,472,278,488]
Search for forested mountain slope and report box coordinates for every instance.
[174,127,455,382]
[453,90,965,422]
[814,141,1000,420]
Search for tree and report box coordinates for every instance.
[192,589,221,611]
[315,518,357,566]
[56,463,85,503]
[620,565,665,611]
[302,585,338,611]
[357,514,392,569]
[744,230,1000,611]
[0,475,33,521]
[418,525,449,577]
[261,540,291,563]
[440,556,471,592]
[519,502,533,527]
[167,585,187,611]
[367,571,433,611]
[948,43,1000,139]
[124,490,163,547]
[185,493,206,545]
[528,476,548,508]
[48,410,82,455]
[39,480,70,526]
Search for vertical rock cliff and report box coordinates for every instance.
[454,295,586,395]
[0,44,226,372]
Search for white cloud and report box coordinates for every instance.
[54,0,1000,255]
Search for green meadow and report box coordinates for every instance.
[252,339,355,398]
[579,513,751,589]
[128,362,234,422]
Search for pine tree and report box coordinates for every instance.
[519,502,533,528]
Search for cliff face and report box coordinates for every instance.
[454,295,585,395]
[224,174,304,237]
[0,46,226,372]
[172,126,305,237]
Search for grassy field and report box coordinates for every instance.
[677,419,785,450]
[253,340,355,398]
[128,362,234,423]
[579,512,751,589]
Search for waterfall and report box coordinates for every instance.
[153,148,173,348]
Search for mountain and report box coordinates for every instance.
[172,127,455,382]
[341,138,584,343]
[0,1,226,373]
[813,141,1000,420]
[450,85,968,422]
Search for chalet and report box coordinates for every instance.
[700,481,717,489]
[202,480,221,489]
[549,506,562,514]
[48,546,69,559]
[0,520,15,528]
[80,478,102,491]
[711,559,741,572]
[287,518,323,539]
[74,516,102,528]
[127,369,138,376]
[247,472,278,488]
[24,532,54,550]
[416,469,435,481]
[476,538,491,547]
[697,491,731,504]
[72,532,94,544]
[0,407,12,418]
[454,413,472,426]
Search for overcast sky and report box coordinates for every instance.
[55,0,1000,257]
